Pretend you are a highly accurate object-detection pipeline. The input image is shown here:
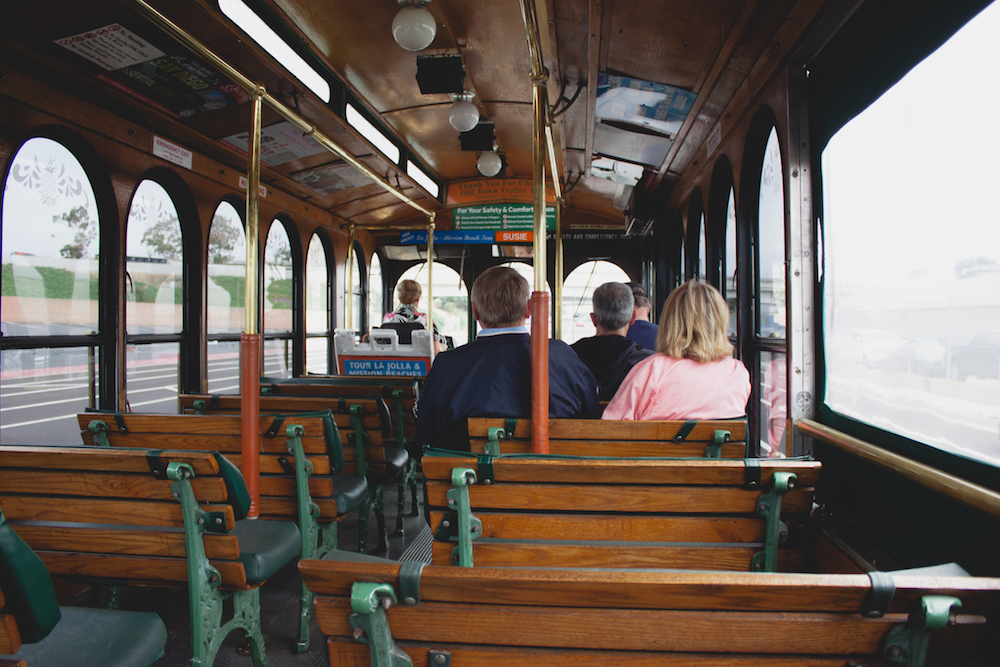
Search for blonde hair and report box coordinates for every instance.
[396,279,421,305]
[472,266,530,328]
[656,281,733,362]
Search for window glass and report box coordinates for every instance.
[350,245,363,332]
[725,189,737,337]
[263,221,293,334]
[1,346,98,443]
[822,1,1000,466]
[696,212,706,280]
[678,233,686,284]
[369,252,383,323]
[760,351,787,457]
[305,235,329,374]
[207,201,246,335]
[263,338,291,378]
[395,262,469,347]
[758,127,785,339]
[561,261,631,344]
[206,340,240,393]
[126,180,183,335]
[125,342,178,414]
[2,138,100,336]
[498,261,552,338]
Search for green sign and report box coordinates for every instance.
[453,204,556,231]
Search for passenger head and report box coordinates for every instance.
[656,280,733,362]
[591,282,634,333]
[397,279,421,305]
[472,266,530,328]
[633,294,651,321]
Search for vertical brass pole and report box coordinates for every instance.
[529,73,549,455]
[241,87,264,518]
[553,198,564,340]
[346,224,356,331]
[426,217,435,361]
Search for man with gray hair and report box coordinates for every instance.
[571,282,655,401]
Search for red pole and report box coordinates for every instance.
[530,291,549,454]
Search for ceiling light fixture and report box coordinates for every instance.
[448,92,480,133]
[477,150,503,177]
[392,0,436,51]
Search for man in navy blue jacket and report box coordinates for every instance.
[416,266,599,452]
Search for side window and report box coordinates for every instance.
[561,260,631,344]
[394,262,469,347]
[369,251,383,322]
[725,189,737,338]
[1,136,101,441]
[125,179,183,412]
[349,242,365,333]
[206,200,245,392]
[305,233,330,374]
[263,220,293,377]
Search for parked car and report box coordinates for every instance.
[904,337,947,376]
[850,330,907,370]
[950,331,1000,381]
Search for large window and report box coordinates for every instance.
[305,233,330,374]
[725,189,737,338]
[394,262,469,347]
[349,242,364,333]
[561,261,631,344]
[369,251,383,323]
[822,0,1000,467]
[125,180,183,413]
[2,137,101,441]
[206,200,245,392]
[263,221,293,378]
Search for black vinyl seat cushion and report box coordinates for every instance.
[382,446,409,481]
[232,519,301,584]
[3,606,166,667]
[329,474,369,514]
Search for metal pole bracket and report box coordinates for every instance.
[484,427,505,455]
[880,595,961,667]
[448,468,480,567]
[704,429,731,458]
[750,471,796,572]
[349,583,413,667]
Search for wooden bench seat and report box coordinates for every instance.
[0,445,294,666]
[468,416,748,457]
[76,410,368,650]
[423,450,818,571]
[300,551,1000,666]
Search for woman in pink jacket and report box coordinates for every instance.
[603,281,750,421]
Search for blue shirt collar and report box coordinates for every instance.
[477,325,529,337]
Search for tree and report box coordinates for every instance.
[55,205,97,258]
[208,213,243,264]
[141,215,183,260]
[954,256,997,279]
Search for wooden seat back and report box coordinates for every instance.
[75,411,359,521]
[261,375,419,400]
[423,452,819,571]
[300,555,998,666]
[0,445,252,589]
[468,417,748,457]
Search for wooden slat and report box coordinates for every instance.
[258,496,343,520]
[325,638,877,667]
[471,440,747,457]
[298,559,1000,614]
[0,470,228,502]
[0,496,235,531]
[0,613,20,655]
[231,454,332,475]
[0,446,219,476]
[425,481,815,513]
[38,552,248,588]
[422,456,821,486]
[468,418,747,441]
[430,511,766,542]
[258,475,335,497]
[85,430,329,455]
[12,524,240,559]
[314,598,941,655]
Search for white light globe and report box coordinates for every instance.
[477,152,503,177]
[392,6,436,51]
[449,99,480,132]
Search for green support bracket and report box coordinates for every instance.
[285,423,322,653]
[704,429,731,458]
[484,427,506,455]
[750,471,796,573]
[390,390,418,533]
[349,583,413,667]
[87,419,111,447]
[881,596,961,667]
[448,467,480,567]
[192,399,208,415]
[167,461,269,667]
[351,405,387,554]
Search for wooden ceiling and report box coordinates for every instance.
[1,0,819,232]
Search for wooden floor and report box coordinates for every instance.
[65,484,430,667]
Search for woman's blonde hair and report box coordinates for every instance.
[656,280,733,362]
[396,279,421,305]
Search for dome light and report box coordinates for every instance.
[477,151,503,177]
[392,1,436,52]
[449,92,480,133]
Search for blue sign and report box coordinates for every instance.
[399,230,495,245]
[341,358,428,376]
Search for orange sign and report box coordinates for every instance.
[495,230,533,243]
[447,178,557,206]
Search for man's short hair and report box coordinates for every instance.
[472,266,530,328]
[633,294,651,310]
[592,282,634,330]
[625,281,646,298]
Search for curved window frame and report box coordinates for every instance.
[305,229,335,374]
[205,196,247,392]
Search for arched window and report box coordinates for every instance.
[263,220,294,377]
[499,261,552,338]
[349,242,365,333]
[687,191,705,280]
[305,233,331,374]
[394,262,469,347]
[725,188,737,337]
[561,261,631,344]
[1,136,102,441]
[206,200,246,391]
[759,128,786,341]
[125,179,184,412]
[368,251,383,323]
